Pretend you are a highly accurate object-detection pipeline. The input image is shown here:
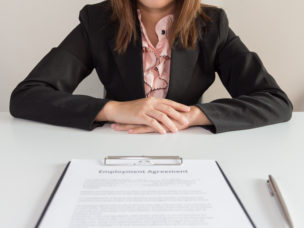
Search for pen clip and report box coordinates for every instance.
[267,179,275,196]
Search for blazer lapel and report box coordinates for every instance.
[165,14,207,102]
[165,41,200,102]
[106,17,146,100]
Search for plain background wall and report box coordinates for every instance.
[1,0,303,112]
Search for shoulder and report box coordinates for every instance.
[200,5,229,29]
[198,5,231,44]
[79,0,113,30]
[202,5,225,19]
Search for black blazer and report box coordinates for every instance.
[9,1,293,133]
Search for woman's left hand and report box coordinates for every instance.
[110,106,211,134]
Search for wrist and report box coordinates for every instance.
[96,100,120,122]
[188,105,211,126]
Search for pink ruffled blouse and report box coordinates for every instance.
[137,9,174,98]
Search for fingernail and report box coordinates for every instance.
[111,124,115,128]
[183,118,189,124]
[128,129,133,133]
[162,130,167,134]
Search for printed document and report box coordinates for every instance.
[38,159,254,228]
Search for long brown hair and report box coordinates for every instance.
[110,0,211,54]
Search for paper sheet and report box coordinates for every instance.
[38,159,254,228]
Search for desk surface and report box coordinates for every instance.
[0,112,303,228]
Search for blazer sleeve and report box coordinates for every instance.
[9,5,110,130]
[195,9,293,133]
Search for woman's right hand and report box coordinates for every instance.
[95,97,191,134]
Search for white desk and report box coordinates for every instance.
[0,112,303,228]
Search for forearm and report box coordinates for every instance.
[10,85,107,130]
[194,92,292,134]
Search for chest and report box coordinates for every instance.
[145,26,159,47]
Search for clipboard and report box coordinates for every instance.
[104,156,183,166]
[35,156,256,228]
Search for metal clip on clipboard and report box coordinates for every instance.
[104,156,183,166]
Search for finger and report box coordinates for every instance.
[111,123,143,131]
[147,110,178,133]
[155,104,189,125]
[144,116,167,134]
[128,126,156,134]
[161,99,191,112]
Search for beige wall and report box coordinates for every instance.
[1,0,303,111]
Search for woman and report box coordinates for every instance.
[9,0,293,134]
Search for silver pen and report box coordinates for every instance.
[267,175,294,228]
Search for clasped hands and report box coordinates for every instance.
[96,97,210,134]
